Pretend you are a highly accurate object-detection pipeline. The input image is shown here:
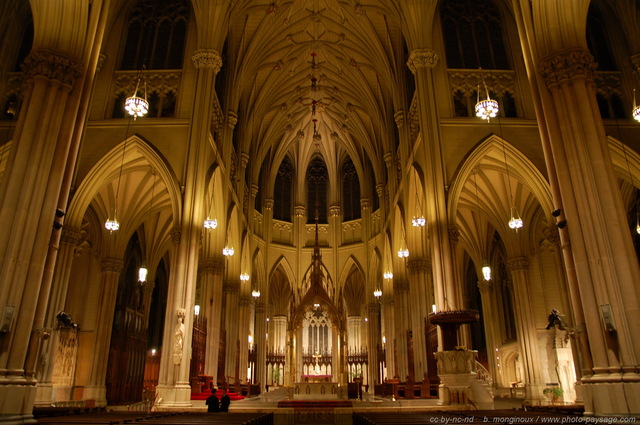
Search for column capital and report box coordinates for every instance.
[251,184,259,197]
[101,257,123,273]
[294,205,306,217]
[171,227,182,244]
[383,152,393,168]
[394,110,405,128]
[407,258,431,273]
[376,183,384,198]
[223,280,240,294]
[507,256,529,271]
[360,198,370,210]
[329,205,341,218]
[23,49,83,89]
[367,302,380,314]
[227,111,238,129]
[407,48,439,74]
[263,198,274,210]
[96,53,107,73]
[393,279,409,293]
[199,258,224,274]
[240,152,250,168]
[448,226,460,245]
[142,279,155,294]
[191,49,222,72]
[255,302,266,314]
[543,225,561,246]
[60,227,82,245]
[239,295,252,307]
[538,48,596,88]
[477,279,493,293]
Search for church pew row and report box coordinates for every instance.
[138,412,274,425]
[37,411,182,425]
[353,411,582,425]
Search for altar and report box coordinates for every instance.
[293,381,341,400]
[301,374,332,383]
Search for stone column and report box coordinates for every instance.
[237,295,251,383]
[477,279,501,386]
[347,316,363,351]
[393,279,411,379]
[507,257,545,404]
[379,297,395,379]
[543,226,584,403]
[272,315,287,353]
[254,302,267,390]
[536,49,640,414]
[293,205,306,272]
[366,302,381,387]
[223,279,240,382]
[376,184,385,223]
[34,226,82,405]
[156,228,181,391]
[0,47,84,418]
[407,258,430,380]
[199,258,224,382]
[83,257,123,405]
[407,49,458,315]
[155,49,223,409]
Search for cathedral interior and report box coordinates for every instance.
[1,0,640,422]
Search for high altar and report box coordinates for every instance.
[291,306,343,399]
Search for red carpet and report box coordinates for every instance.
[190,389,245,401]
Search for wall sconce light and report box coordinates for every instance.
[482,263,492,281]
[138,266,148,283]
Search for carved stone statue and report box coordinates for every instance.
[173,308,186,365]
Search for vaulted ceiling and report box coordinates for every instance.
[219,1,412,183]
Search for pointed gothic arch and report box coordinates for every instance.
[67,135,181,254]
[448,134,553,253]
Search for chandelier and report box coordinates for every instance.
[204,176,218,230]
[412,216,426,227]
[508,207,524,230]
[412,169,426,227]
[473,168,492,281]
[138,168,156,283]
[383,271,393,280]
[397,249,409,258]
[240,273,250,281]
[124,75,149,119]
[204,217,218,229]
[223,246,234,256]
[105,132,128,233]
[105,218,119,232]
[373,289,382,298]
[475,69,499,121]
